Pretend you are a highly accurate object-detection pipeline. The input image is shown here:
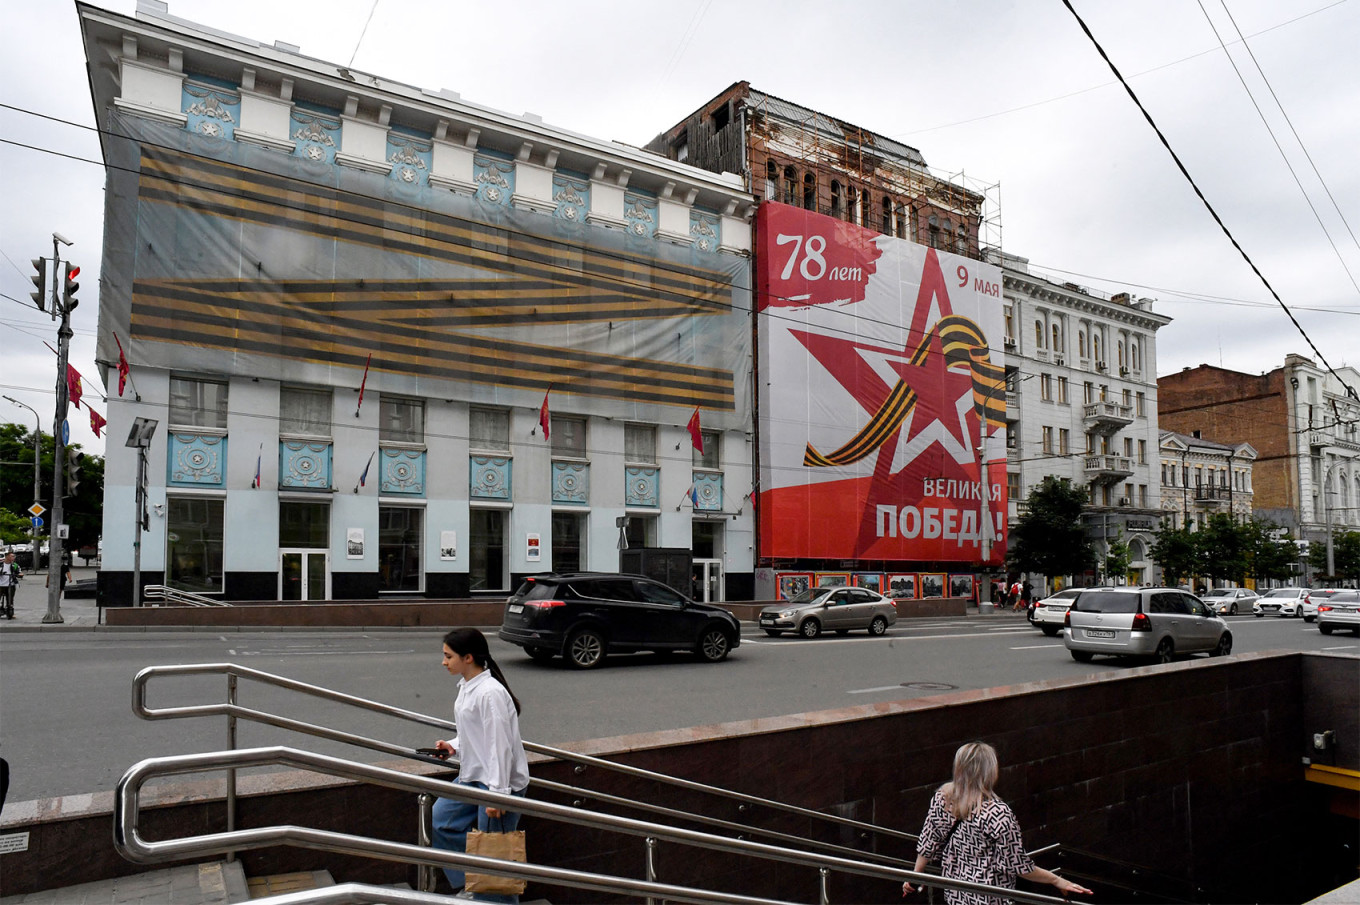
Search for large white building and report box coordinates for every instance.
[990,250,1172,585]
[80,2,756,605]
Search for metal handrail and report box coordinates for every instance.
[132,663,919,849]
[142,585,230,606]
[116,746,1068,905]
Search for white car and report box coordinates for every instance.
[1031,588,1083,636]
[1253,587,1311,618]
[1316,590,1360,636]
[1201,587,1259,616]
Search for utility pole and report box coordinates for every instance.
[3,396,42,572]
[43,232,76,624]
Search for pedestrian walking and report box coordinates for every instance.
[1,550,21,619]
[1009,580,1023,612]
[903,742,1091,903]
[428,628,530,902]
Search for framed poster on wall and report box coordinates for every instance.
[852,573,884,593]
[815,572,849,588]
[888,574,917,599]
[919,573,945,598]
[949,573,976,601]
[777,573,812,600]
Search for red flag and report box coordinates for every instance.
[89,408,106,438]
[539,387,551,440]
[355,353,373,417]
[687,407,703,453]
[66,364,84,410]
[114,332,130,397]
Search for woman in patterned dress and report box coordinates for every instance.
[903,742,1091,904]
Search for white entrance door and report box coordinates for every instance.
[280,549,329,601]
[692,559,724,603]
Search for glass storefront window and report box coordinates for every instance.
[470,509,506,592]
[378,506,422,592]
[167,497,224,592]
[280,501,329,548]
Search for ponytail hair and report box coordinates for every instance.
[443,627,522,715]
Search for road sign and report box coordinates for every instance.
[61,420,70,445]
[27,503,45,517]
[31,516,44,528]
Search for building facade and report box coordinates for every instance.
[990,251,1172,586]
[1159,355,1360,582]
[1158,431,1256,530]
[649,85,1009,601]
[80,3,756,605]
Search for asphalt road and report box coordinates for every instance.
[0,612,1353,804]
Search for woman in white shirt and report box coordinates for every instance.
[431,628,531,902]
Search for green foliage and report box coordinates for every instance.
[1309,530,1360,584]
[1007,477,1097,579]
[1196,513,1249,584]
[1152,521,1199,586]
[0,423,104,550]
[0,507,32,544]
[1104,530,1132,581]
[1243,519,1298,582]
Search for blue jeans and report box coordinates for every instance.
[431,780,526,903]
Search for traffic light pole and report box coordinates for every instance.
[44,234,74,624]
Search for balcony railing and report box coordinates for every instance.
[1084,454,1134,484]
[1194,485,1233,503]
[1083,401,1134,435]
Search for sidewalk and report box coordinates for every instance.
[0,564,100,628]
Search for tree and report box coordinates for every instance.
[1007,477,1097,581]
[1104,530,1131,584]
[1151,521,1198,587]
[0,423,104,553]
[1196,513,1249,585]
[1309,530,1360,585]
[1243,519,1298,584]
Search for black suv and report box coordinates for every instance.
[498,573,741,669]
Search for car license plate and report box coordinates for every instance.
[1086,629,1115,639]
[508,604,523,613]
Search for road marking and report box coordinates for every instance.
[234,648,416,656]
[1321,645,1357,651]
[1010,643,1062,650]
[847,685,905,694]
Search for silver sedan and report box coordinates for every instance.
[759,586,898,638]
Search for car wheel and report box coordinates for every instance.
[869,616,888,636]
[1041,625,1060,637]
[697,626,731,663]
[1230,603,1238,615]
[799,618,822,639]
[565,627,606,669]
[526,646,555,663]
[1319,624,1333,635]
[1071,650,1094,663]
[1297,608,1305,618]
[1212,634,1232,657]
[1154,638,1175,664]
[1304,614,1315,623]
[764,629,781,637]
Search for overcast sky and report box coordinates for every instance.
[3,0,1357,459]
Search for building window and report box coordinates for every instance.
[881,196,893,234]
[280,387,331,436]
[623,515,656,548]
[928,215,939,248]
[1136,392,1146,417]
[380,397,424,444]
[1079,330,1088,358]
[803,173,816,210]
[1084,382,1094,404]
[470,407,510,450]
[860,189,871,227]
[1040,374,1053,401]
[783,165,797,205]
[170,377,228,429]
[1057,376,1069,404]
[1138,439,1147,464]
[1035,321,1044,347]
[1118,341,1126,369]
[552,512,584,573]
[1086,433,1095,454]
[1007,471,1021,501]
[378,506,422,593]
[469,509,506,592]
[765,160,777,200]
[625,423,656,463]
[895,202,907,238]
[280,501,328,547]
[166,497,224,593]
[1100,384,1109,401]
[1093,333,1102,364]
[1122,389,1132,408]
[1124,437,1134,458]
[1052,324,1062,354]
[1042,426,1053,455]
[694,430,720,470]
[830,181,843,219]
[1004,309,1014,344]
[1131,342,1141,371]
[551,415,587,458]
[1059,429,1070,456]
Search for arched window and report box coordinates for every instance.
[928,215,939,248]
[1052,324,1061,354]
[830,181,843,219]
[882,196,893,234]
[895,203,907,238]
[1131,342,1141,371]
[1035,321,1044,346]
[860,189,871,227]
[1118,341,1126,368]
[803,173,816,210]
[1079,330,1087,358]
[783,165,797,205]
[765,160,777,201]
[1093,333,1102,363]
[956,222,967,254]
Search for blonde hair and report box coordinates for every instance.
[941,742,999,821]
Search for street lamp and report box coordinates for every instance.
[3,396,41,571]
[126,416,158,607]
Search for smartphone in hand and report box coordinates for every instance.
[416,747,449,758]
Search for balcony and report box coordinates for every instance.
[1194,485,1233,505]
[1084,454,1134,485]
[1083,401,1134,435]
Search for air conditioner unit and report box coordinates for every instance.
[1096,361,1107,372]
[1119,497,1130,506]
[1004,337,1016,349]
[1054,355,1065,366]
[1120,367,1130,376]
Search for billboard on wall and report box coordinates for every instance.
[757,202,1007,564]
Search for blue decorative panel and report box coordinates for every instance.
[470,455,512,501]
[279,440,333,490]
[182,81,239,140]
[552,174,589,222]
[690,210,721,252]
[552,462,590,505]
[291,109,341,164]
[474,154,515,206]
[168,432,227,487]
[692,471,723,512]
[623,193,658,238]
[387,132,432,186]
[380,447,425,496]
[624,466,659,508]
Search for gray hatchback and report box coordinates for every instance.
[1064,587,1232,664]
[759,586,898,638]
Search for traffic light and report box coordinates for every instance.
[62,263,80,310]
[67,450,84,495]
[30,257,46,311]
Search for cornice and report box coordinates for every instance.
[1003,272,1172,329]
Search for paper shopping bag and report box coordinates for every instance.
[464,828,527,895]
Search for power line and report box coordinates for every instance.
[1060,0,1358,404]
